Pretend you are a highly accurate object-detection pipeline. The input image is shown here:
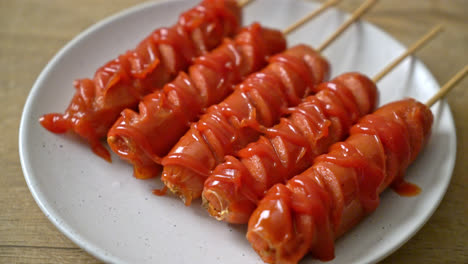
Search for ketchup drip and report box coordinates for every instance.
[392,180,421,196]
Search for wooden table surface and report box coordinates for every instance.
[1,0,467,263]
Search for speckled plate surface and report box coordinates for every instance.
[19,0,456,263]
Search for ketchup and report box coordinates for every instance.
[392,179,421,196]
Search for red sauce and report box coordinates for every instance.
[324,82,360,122]
[109,118,157,160]
[318,84,354,130]
[352,113,412,189]
[39,114,70,134]
[391,179,421,196]
[209,155,245,188]
[179,0,240,47]
[152,27,194,72]
[265,119,310,147]
[248,184,294,242]
[240,73,286,127]
[152,186,168,196]
[163,153,212,178]
[129,37,160,79]
[197,110,238,149]
[168,75,203,112]
[289,175,335,261]
[235,23,264,71]
[316,141,385,213]
[290,96,330,139]
[269,54,315,103]
[194,40,240,81]
[209,155,260,205]
[354,114,411,169]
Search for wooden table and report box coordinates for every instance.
[1,0,466,263]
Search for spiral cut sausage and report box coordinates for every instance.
[202,73,378,224]
[161,44,330,205]
[39,0,241,161]
[246,99,433,263]
[107,24,287,179]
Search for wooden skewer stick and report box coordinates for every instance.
[373,24,444,83]
[282,0,343,35]
[426,65,468,107]
[365,25,442,84]
[317,0,378,52]
[238,0,254,8]
[242,0,366,49]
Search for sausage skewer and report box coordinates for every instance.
[245,64,468,264]
[202,25,443,224]
[161,0,378,205]
[107,0,342,178]
[39,0,244,161]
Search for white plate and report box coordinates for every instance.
[19,0,456,263]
